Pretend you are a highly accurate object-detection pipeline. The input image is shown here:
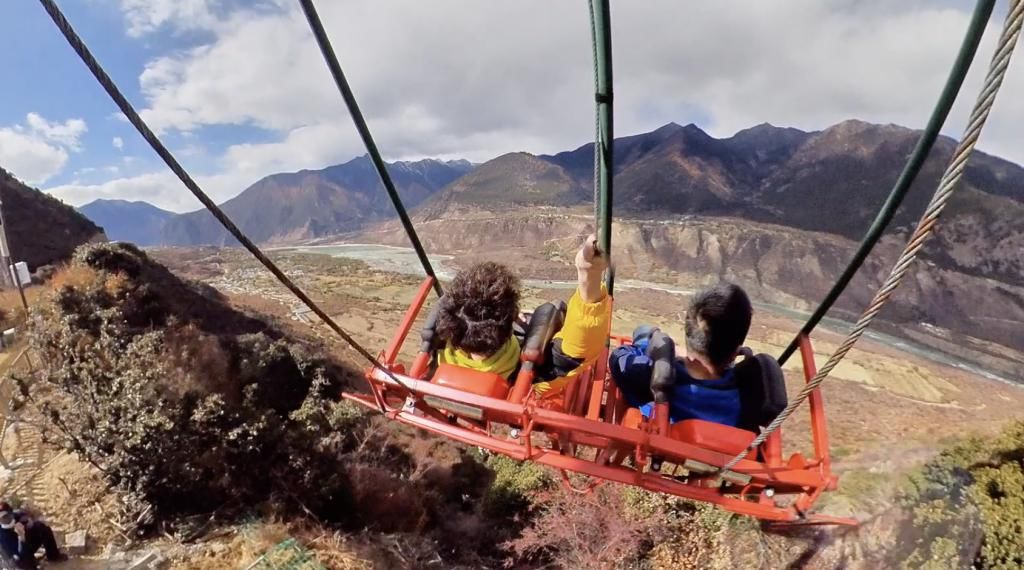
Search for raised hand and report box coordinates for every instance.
[575,234,608,274]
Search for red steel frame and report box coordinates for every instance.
[344,277,856,526]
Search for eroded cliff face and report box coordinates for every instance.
[361,209,1024,358]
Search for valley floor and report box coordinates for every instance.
[156,247,1024,526]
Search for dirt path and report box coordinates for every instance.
[0,350,146,570]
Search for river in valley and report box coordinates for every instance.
[290,243,1018,386]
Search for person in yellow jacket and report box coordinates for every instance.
[435,235,610,395]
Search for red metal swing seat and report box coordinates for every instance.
[432,364,509,400]
[344,276,856,526]
[620,407,758,461]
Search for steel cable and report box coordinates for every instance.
[588,0,601,225]
[719,0,1023,477]
[777,0,997,364]
[297,0,443,297]
[37,0,414,390]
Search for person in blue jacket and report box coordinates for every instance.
[609,282,753,427]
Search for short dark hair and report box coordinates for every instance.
[684,283,752,370]
[435,262,520,356]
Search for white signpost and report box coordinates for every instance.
[8,261,29,287]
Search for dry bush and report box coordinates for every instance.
[22,243,358,528]
[46,265,97,291]
[508,485,657,569]
[346,465,431,533]
[505,482,753,570]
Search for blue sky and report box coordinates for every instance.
[1,0,1021,213]
[0,0,273,199]
[0,1,147,185]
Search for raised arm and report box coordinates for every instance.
[575,234,607,303]
[554,235,610,360]
[533,235,612,394]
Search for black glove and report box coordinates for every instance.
[632,325,660,352]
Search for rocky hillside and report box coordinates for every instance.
[365,211,1024,366]
[361,120,1024,366]
[419,120,1024,284]
[79,199,175,246]
[0,166,104,271]
[544,121,1024,283]
[162,156,473,245]
[419,152,586,220]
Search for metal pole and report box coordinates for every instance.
[0,194,29,312]
[592,0,615,294]
[0,195,10,290]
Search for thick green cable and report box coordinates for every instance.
[591,0,615,294]
[298,0,443,296]
[777,0,996,364]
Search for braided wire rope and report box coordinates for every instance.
[588,0,601,225]
[717,0,1024,477]
[36,0,414,390]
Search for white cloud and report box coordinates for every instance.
[119,0,220,38]
[47,172,184,210]
[0,113,88,185]
[112,137,124,150]
[0,129,69,185]
[51,0,1024,211]
[24,112,88,150]
[126,0,1024,166]
[137,9,335,133]
[45,127,339,212]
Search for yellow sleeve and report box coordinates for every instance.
[553,286,611,363]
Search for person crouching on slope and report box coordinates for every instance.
[434,235,610,393]
[609,283,753,427]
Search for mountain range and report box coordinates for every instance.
[413,120,1023,284]
[30,119,1024,371]
[85,120,1024,286]
[157,156,474,245]
[79,199,175,246]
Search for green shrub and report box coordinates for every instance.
[481,453,552,518]
[899,422,1024,569]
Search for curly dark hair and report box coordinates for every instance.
[435,262,521,356]
[684,282,752,370]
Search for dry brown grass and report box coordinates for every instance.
[173,522,373,570]
[0,265,89,327]
[46,265,98,292]
[0,287,41,325]
[31,452,123,547]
